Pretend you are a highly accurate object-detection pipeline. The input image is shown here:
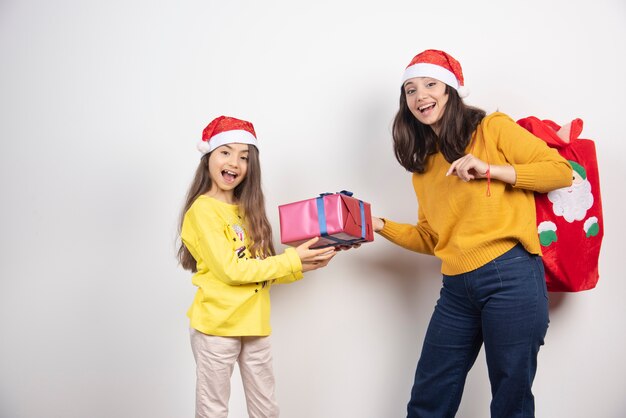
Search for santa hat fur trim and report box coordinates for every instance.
[402,49,469,98]
[197,115,258,155]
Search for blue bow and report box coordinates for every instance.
[318,190,353,198]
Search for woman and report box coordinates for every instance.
[373,49,572,417]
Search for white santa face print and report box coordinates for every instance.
[548,168,594,223]
[206,143,249,204]
[404,77,449,135]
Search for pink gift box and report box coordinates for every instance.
[279,191,374,249]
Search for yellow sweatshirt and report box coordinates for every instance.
[379,112,572,275]
[181,195,303,336]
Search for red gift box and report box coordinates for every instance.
[279,191,374,249]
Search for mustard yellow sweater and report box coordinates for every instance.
[379,112,572,275]
[181,195,303,336]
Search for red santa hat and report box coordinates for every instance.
[401,49,469,98]
[197,116,258,155]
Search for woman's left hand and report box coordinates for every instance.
[446,153,489,182]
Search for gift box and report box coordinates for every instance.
[278,191,374,249]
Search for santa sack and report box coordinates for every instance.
[517,116,603,292]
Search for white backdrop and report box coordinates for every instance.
[1,1,625,417]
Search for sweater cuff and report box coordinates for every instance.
[378,218,403,241]
[511,164,535,189]
[284,247,303,273]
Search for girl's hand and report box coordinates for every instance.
[446,153,489,182]
[295,237,337,272]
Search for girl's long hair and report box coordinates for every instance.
[177,146,275,272]
[392,85,486,173]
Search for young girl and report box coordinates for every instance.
[373,50,572,417]
[178,115,336,418]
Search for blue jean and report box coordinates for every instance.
[407,244,549,418]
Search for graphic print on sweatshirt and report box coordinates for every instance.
[232,223,247,259]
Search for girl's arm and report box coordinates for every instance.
[182,208,296,285]
[183,208,334,286]
[273,238,337,284]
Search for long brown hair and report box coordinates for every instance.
[177,146,275,272]
[392,85,486,173]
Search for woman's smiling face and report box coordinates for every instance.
[403,77,449,134]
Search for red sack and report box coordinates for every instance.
[517,116,603,292]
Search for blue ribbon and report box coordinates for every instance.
[315,190,366,246]
[359,199,366,239]
[315,196,329,237]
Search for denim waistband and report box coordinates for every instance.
[493,242,531,261]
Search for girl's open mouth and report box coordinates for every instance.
[222,170,238,183]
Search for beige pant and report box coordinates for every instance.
[190,328,279,418]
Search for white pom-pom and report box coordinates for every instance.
[197,141,212,155]
[457,86,470,98]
